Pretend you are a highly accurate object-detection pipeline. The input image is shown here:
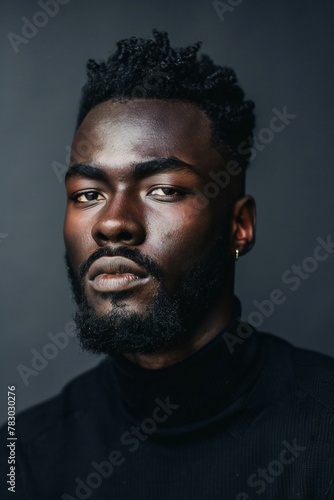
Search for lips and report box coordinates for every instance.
[87,256,149,293]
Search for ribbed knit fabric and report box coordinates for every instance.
[1,298,334,499]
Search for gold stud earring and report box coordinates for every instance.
[235,249,239,261]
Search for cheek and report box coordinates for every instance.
[63,213,93,270]
[147,207,222,270]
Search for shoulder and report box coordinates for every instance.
[0,359,113,498]
[258,331,334,414]
[0,358,109,444]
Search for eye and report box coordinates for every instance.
[72,191,105,203]
[148,186,187,201]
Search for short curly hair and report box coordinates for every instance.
[77,29,255,170]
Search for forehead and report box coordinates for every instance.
[71,99,223,168]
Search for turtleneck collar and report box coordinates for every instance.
[105,297,264,437]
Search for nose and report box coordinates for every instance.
[91,192,146,247]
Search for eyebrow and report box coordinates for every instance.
[65,164,106,182]
[133,157,201,178]
[65,157,201,182]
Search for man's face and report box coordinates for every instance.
[64,99,240,354]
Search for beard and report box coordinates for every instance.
[65,237,230,356]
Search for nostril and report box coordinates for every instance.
[97,231,109,243]
[92,217,145,246]
[119,231,133,241]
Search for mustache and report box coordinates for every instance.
[76,246,166,283]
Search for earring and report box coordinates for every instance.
[235,249,239,261]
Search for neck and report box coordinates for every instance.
[106,295,262,433]
[123,287,234,370]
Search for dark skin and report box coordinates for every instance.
[64,99,255,369]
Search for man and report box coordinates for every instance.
[1,30,333,499]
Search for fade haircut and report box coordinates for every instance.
[77,29,255,170]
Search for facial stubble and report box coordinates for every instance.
[65,236,230,356]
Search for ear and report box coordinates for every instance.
[230,195,256,258]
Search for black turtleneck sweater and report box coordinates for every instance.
[1,299,334,499]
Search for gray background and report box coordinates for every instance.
[1,0,334,425]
